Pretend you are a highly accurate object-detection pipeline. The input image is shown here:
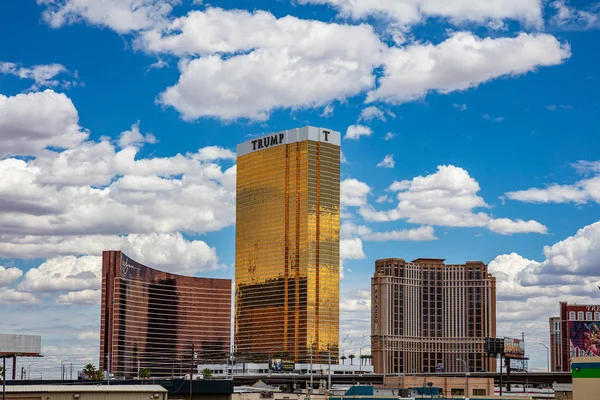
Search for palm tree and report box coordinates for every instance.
[139,368,151,379]
[0,366,4,378]
[340,356,346,365]
[93,369,104,381]
[82,364,96,380]
[201,368,213,379]
[349,354,356,365]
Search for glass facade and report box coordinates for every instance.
[235,127,340,364]
[100,251,231,378]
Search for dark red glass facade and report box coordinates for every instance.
[100,251,231,378]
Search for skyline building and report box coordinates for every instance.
[549,316,562,371]
[100,251,231,378]
[371,258,497,374]
[549,302,600,372]
[235,126,341,364]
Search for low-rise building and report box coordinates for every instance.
[3,385,167,400]
[382,374,494,398]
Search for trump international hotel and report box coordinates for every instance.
[235,126,340,364]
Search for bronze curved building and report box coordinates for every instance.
[100,251,231,378]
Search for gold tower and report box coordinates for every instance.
[235,126,340,364]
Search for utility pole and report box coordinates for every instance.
[189,341,195,400]
[327,348,331,392]
[107,354,110,386]
[3,356,7,400]
[309,343,313,400]
[499,355,503,397]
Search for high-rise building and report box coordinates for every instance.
[100,251,231,378]
[549,316,562,371]
[371,258,497,374]
[235,126,340,364]
[550,302,600,372]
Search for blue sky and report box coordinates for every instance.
[0,0,599,376]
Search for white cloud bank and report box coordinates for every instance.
[0,90,87,157]
[0,62,76,90]
[35,4,571,121]
[367,32,571,104]
[299,0,543,27]
[507,160,600,205]
[355,165,547,235]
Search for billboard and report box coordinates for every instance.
[569,321,600,356]
[503,337,525,359]
[485,337,504,356]
[0,334,41,356]
[269,358,295,372]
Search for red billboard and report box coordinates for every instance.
[503,337,525,359]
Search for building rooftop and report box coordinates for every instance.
[4,385,168,393]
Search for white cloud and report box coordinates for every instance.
[489,222,600,326]
[340,221,372,240]
[0,266,23,287]
[121,233,223,275]
[76,330,100,340]
[506,161,600,205]
[0,289,39,305]
[298,0,543,27]
[0,144,236,237]
[573,160,600,175]
[341,238,366,260]
[19,255,101,293]
[341,178,370,207]
[376,194,389,203]
[38,0,179,33]
[196,146,236,161]
[145,58,169,72]
[359,106,386,122]
[383,132,396,141]
[522,221,600,278]
[487,218,548,235]
[146,8,383,120]
[345,125,372,140]
[321,104,334,118]
[550,0,600,30]
[340,151,348,164]
[377,154,395,168]
[362,226,437,241]
[367,32,570,104]
[118,121,157,148]
[359,165,547,234]
[57,289,101,305]
[0,62,75,90]
[483,113,504,122]
[0,90,88,157]
[453,103,467,111]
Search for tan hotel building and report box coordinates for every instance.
[371,258,496,374]
[235,126,340,364]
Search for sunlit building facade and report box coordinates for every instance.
[235,126,340,364]
[550,302,600,372]
[100,251,231,378]
[371,258,497,374]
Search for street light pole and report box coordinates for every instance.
[539,343,550,372]
[458,358,468,399]
[359,345,370,375]
[60,360,69,380]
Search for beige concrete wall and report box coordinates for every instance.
[572,356,600,400]
[383,375,494,397]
